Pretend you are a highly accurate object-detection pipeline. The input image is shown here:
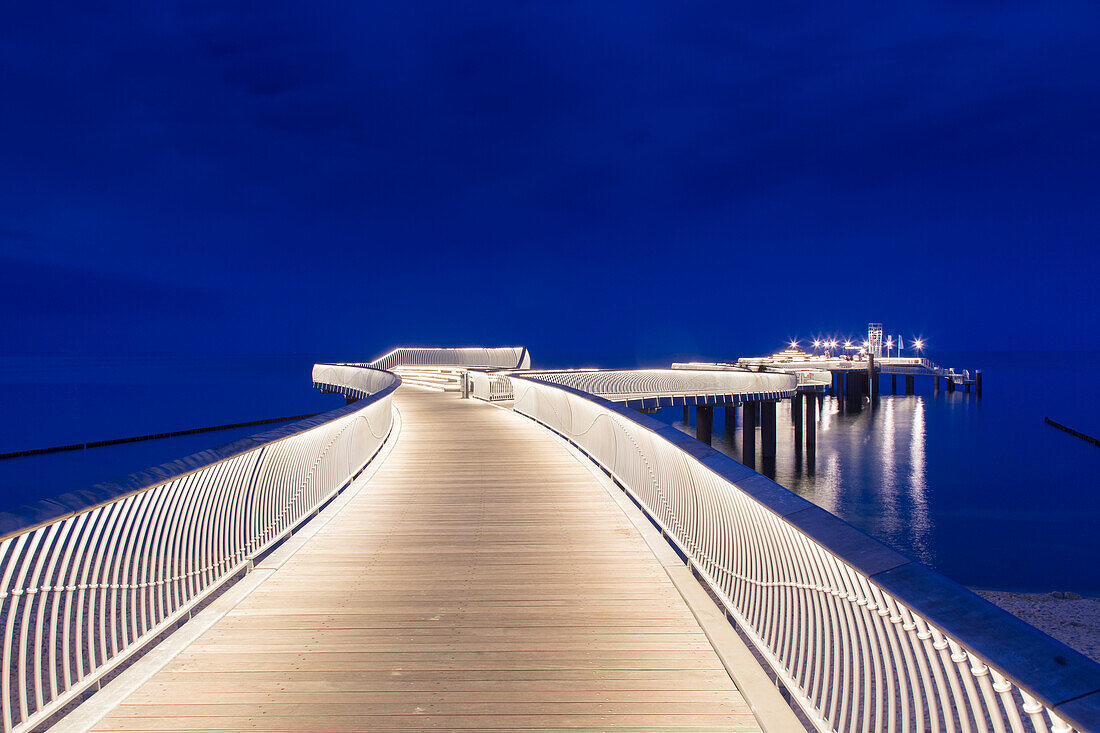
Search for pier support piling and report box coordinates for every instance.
[906,375,914,394]
[696,406,713,445]
[976,370,983,397]
[793,394,804,446]
[845,372,862,412]
[805,390,817,448]
[760,400,776,476]
[892,374,897,394]
[761,401,776,458]
[683,406,690,424]
[725,405,736,434]
[868,355,877,401]
[742,402,757,469]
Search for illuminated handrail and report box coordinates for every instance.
[509,374,1100,733]
[368,346,530,371]
[513,368,795,406]
[0,364,399,731]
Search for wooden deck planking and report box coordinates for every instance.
[92,387,761,732]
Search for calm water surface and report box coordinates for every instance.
[0,355,343,504]
[651,351,1100,594]
[1,350,1098,594]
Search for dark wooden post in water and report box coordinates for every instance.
[683,406,690,424]
[892,374,897,394]
[934,376,940,392]
[805,391,817,448]
[906,375,915,394]
[696,406,713,445]
[725,404,736,434]
[845,372,862,412]
[868,355,879,401]
[760,401,777,465]
[976,370,983,397]
[947,376,955,393]
[792,394,804,445]
[742,402,757,469]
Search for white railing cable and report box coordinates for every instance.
[0,364,398,732]
[509,374,1100,733]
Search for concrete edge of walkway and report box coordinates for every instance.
[49,405,406,733]
[499,402,809,733]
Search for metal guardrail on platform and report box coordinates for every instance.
[468,369,516,402]
[368,346,530,372]
[0,364,399,732]
[509,374,1100,733]
[492,369,796,408]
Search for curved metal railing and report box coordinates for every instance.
[312,362,399,399]
[0,364,399,731]
[514,368,796,407]
[510,374,1100,733]
[368,346,530,371]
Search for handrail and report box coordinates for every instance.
[509,368,796,406]
[367,346,530,371]
[509,374,1100,733]
[0,364,399,731]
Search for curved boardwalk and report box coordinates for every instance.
[92,388,761,732]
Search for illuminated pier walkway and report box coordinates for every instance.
[87,388,763,732]
[1,348,1098,733]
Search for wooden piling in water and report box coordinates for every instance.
[696,405,713,445]
[742,402,757,469]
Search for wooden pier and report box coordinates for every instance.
[90,387,762,732]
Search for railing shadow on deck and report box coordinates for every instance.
[508,374,1100,733]
[0,364,398,732]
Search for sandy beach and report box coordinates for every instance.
[976,590,1100,664]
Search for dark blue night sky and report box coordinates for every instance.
[3,2,1099,366]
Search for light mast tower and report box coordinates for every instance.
[868,323,883,359]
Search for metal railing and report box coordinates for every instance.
[468,369,515,402]
[509,374,1100,733]
[513,368,796,407]
[368,346,530,371]
[0,364,399,731]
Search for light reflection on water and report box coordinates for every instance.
[660,374,1100,595]
[670,395,936,564]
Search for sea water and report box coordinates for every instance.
[652,350,1100,594]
